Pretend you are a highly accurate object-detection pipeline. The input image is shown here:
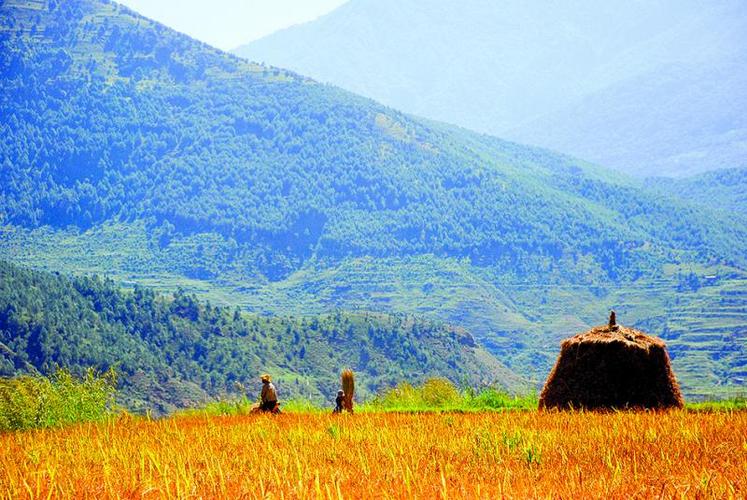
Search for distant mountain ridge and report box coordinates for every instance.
[235,0,747,177]
[1,0,745,398]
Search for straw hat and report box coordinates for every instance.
[261,374,271,382]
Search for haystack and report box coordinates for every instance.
[539,311,684,410]
[341,369,355,413]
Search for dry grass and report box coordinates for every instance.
[0,410,745,498]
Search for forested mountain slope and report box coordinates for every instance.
[1,0,745,398]
[2,0,745,280]
[0,260,515,413]
[236,0,747,177]
[649,168,747,219]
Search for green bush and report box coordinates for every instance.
[686,396,747,411]
[464,387,537,410]
[0,369,117,432]
[365,378,535,412]
[420,378,462,407]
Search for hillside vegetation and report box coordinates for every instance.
[0,261,517,413]
[0,368,116,431]
[1,0,745,398]
[2,0,746,281]
[649,168,747,219]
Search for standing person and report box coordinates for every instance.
[259,374,278,413]
[333,390,344,413]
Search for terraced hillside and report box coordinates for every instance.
[3,224,745,398]
[1,0,745,399]
[516,268,747,399]
[0,260,519,412]
[661,281,747,397]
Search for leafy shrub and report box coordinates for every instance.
[0,368,117,432]
[464,387,538,410]
[419,378,462,406]
[366,378,534,411]
[686,396,747,411]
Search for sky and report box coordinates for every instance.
[118,0,349,51]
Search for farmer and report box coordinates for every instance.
[259,374,278,412]
[333,390,344,413]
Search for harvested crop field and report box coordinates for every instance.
[1,411,745,499]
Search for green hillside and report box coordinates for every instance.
[1,0,745,399]
[649,168,747,219]
[0,260,517,414]
[2,0,746,280]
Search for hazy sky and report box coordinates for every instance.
[118,0,348,51]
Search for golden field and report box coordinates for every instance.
[1,410,745,499]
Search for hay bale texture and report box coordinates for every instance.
[539,312,684,410]
[341,369,355,413]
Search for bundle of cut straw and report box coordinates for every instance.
[341,369,355,413]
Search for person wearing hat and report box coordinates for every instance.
[259,374,278,412]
